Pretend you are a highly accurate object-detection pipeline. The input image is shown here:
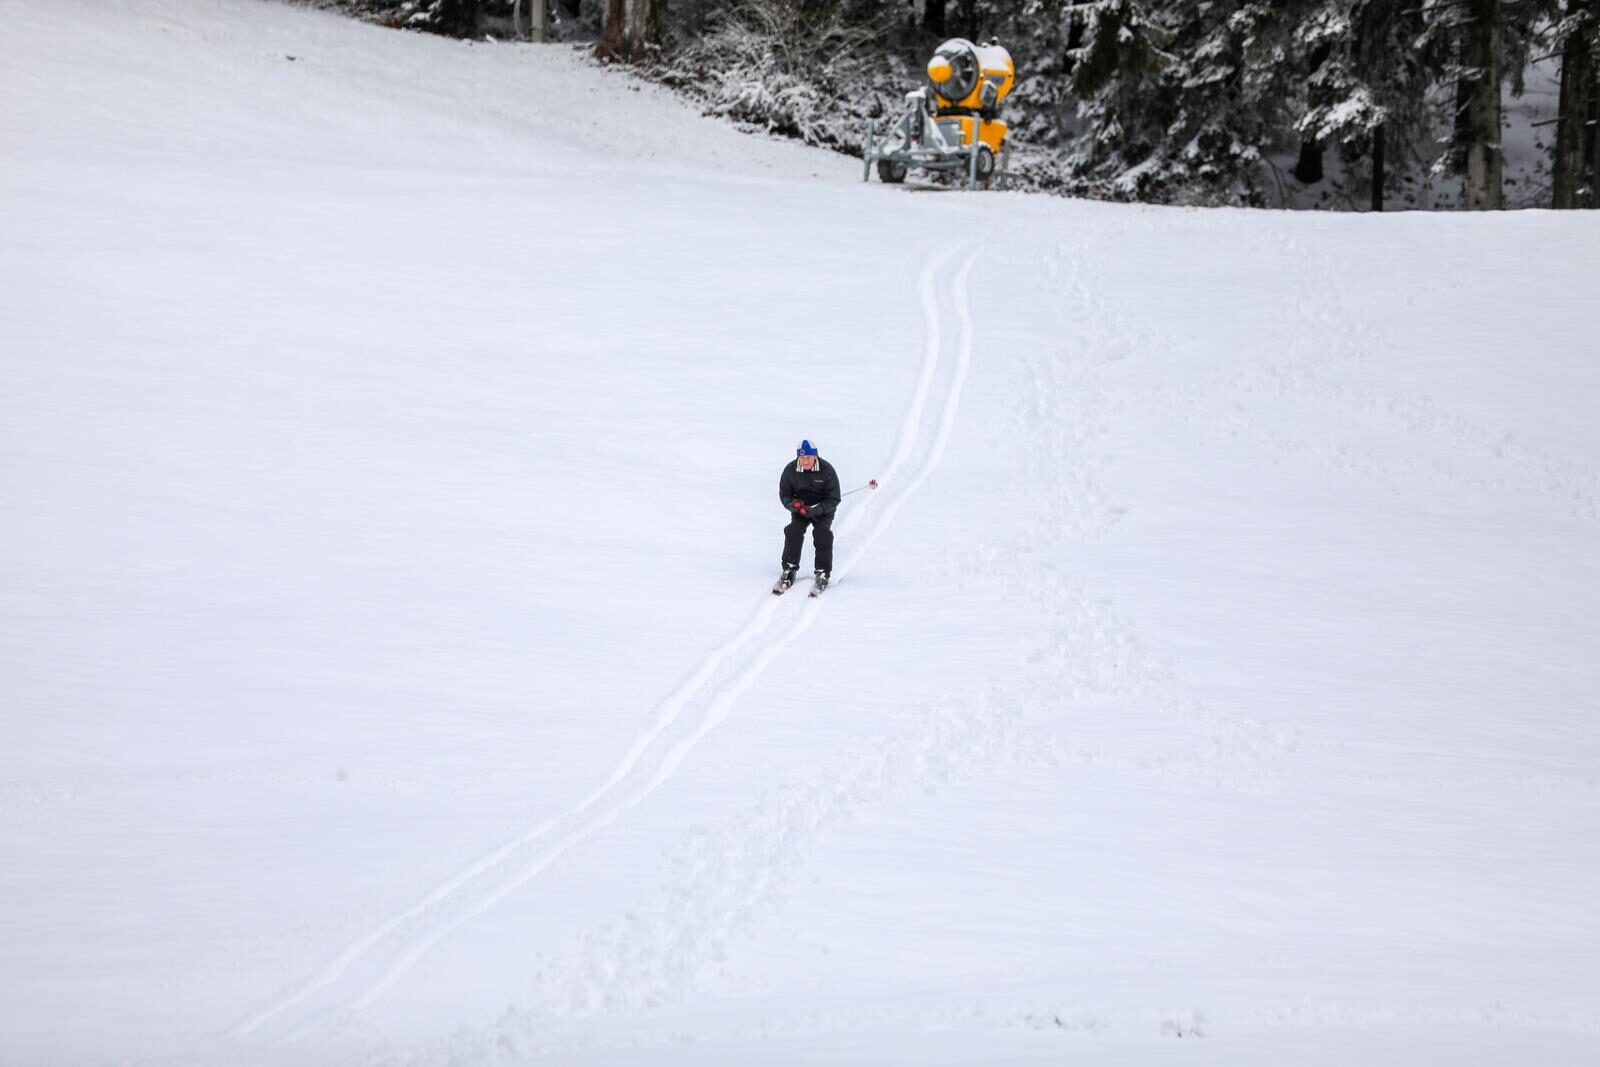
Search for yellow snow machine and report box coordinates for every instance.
[863,37,1015,189]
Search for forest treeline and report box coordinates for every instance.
[317,1,1599,209]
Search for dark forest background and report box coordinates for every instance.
[310,1,1599,209]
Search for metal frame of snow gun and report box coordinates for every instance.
[862,89,1011,191]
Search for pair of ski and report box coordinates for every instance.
[772,572,829,598]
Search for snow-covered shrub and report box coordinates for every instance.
[656,0,902,152]
[303,0,516,37]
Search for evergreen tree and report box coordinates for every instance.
[1297,1,1438,210]
[1067,2,1311,204]
[314,0,1590,211]
[1062,1,1177,199]
[1553,0,1600,206]
[1435,0,1506,207]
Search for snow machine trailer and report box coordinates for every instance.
[863,37,1015,190]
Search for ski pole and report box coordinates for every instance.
[841,479,879,498]
[795,480,877,518]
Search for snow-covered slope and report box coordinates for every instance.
[3,2,1598,1065]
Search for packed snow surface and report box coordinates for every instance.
[3,2,1598,1064]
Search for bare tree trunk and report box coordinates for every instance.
[1461,0,1504,209]
[1371,123,1386,211]
[924,0,947,37]
[957,0,978,40]
[1294,141,1325,183]
[596,0,660,62]
[598,0,625,59]
[1554,0,1597,208]
[1451,58,1473,174]
[1294,40,1331,185]
[1591,70,1600,205]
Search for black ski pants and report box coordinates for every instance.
[782,511,834,573]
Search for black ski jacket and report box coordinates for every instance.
[779,457,841,517]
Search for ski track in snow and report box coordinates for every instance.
[421,226,1598,1062]
[226,246,982,1043]
[396,232,1325,1064]
[435,693,1053,1062]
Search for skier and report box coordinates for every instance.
[775,440,841,595]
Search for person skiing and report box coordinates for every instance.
[775,440,841,594]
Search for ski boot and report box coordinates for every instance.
[773,563,798,595]
[810,570,830,597]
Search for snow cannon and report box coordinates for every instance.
[863,37,1015,189]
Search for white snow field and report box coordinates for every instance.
[4,2,1599,1064]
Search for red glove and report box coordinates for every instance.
[793,502,809,516]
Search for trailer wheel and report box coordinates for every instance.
[877,159,908,184]
[974,146,996,182]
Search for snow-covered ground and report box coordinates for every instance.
[3,2,1598,1064]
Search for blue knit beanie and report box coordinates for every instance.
[796,440,818,457]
